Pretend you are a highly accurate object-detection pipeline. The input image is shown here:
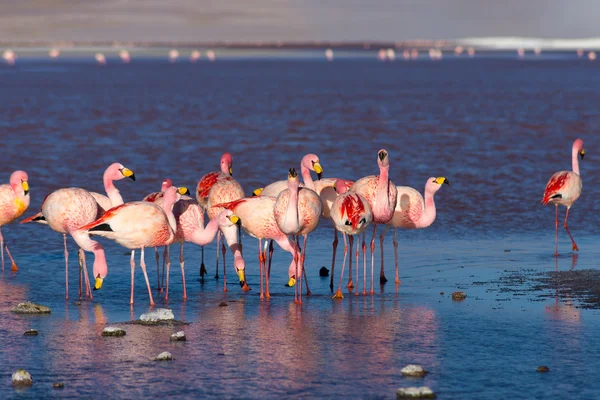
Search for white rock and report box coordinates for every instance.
[140,308,174,322]
[170,331,186,341]
[12,369,33,386]
[155,351,173,361]
[396,386,436,399]
[102,326,126,337]
[401,364,428,377]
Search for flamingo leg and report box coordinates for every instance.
[258,238,264,299]
[222,239,227,292]
[0,228,18,272]
[333,233,348,299]
[330,228,338,291]
[362,231,367,295]
[564,207,579,252]
[370,224,377,294]
[165,245,171,301]
[0,228,4,272]
[267,239,274,280]
[78,247,82,299]
[347,235,354,289]
[380,225,390,284]
[294,236,302,304]
[302,235,311,296]
[80,249,93,299]
[161,246,167,289]
[140,247,156,306]
[215,232,220,279]
[393,228,401,284]
[199,246,207,282]
[554,205,559,257]
[130,249,135,305]
[180,242,187,300]
[265,240,271,298]
[154,247,161,292]
[64,234,69,300]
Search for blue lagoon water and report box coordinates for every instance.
[1,55,600,399]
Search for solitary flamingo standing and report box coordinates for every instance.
[23,188,108,299]
[274,168,322,303]
[216,196,300,299]
[79,186,182,306]
[330,183,373,299]
[542,139,585,256]
[0,171,30,272]
[350,149,397,292]
[380,177,449,283]
[89,163,136,212]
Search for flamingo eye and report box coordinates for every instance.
[344,220,352,226]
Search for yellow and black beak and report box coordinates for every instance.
[121,167,136,181]
[580,149,585,160]
[285,276,297,287]
[313,162,323,180]
[177,187,190,195]
[21,180,29,196]
[228,214,241,226]
[229,166,233,176]
[434,177,449,185]
[252,188,263,197]
[237,269,245,287]
[94,276,103,291]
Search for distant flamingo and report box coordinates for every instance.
[89,163,136,212]
[197,152,244,287]
[0,171,30,272]
[380,177,449,283]
[542,139,585,256]
[274,168,322,303]
[23,188,107,299]
[330,184,373,299]
[79,186,182,306]
[215,196,300,299]
[350,149,397,292]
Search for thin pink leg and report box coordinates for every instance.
[165,245,171,301]
[199,246,207,281]
[2,235,18,271]
[258,239,264,299]
[80,249,93,299]
[362,231,367,295]
[333,233,348,299]
[222,239,227,292]
[554,206,559,257]
[0,228,4,272]
[393,228,401,284]
[140,247,156,306]
[330,228,338,291]
[302,235,311,296]
[347,235,354,289]
[215,232,220,279]
[64,234,69,300]
[265,240,272,298]
[78,248,82,299]
[155,247,161,292]
[564,207,579,252]
[294,236,300,304]
[379,227,388,284]
[180,243,187,300]
[370,224,377,294]
[130,250,135,305]
[161,246,167,290]
[355,235,359,296]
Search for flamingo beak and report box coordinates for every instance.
[121,168,136,181]
[237,269,245,287]
[580,150,585,159]
[252,188,263,197]
[285,276,297,287]
[177,187,190,195]
[21,181,29,196]
[228,215,240,225]
[313,162,323,180]
[94,276,103,291]
[229,166,233,176]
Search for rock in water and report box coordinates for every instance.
[11,302,51,314]
[396,387,436,399]
[401,365,428,377]
[140,308,174,322]
[218,302,228,307]
[12,369,33,386]
[102,327,126,337]
[155,351,173,361]
[537,366,550,373]
[23,329,38,336]
[319,267,329,277]
[451,291,467,301]
[53,382,64,389]
[170,331,186,341]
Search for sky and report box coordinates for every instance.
[0,0,599,42]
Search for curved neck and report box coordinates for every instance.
[300,164,315,190]
[375,166,391,212]
[71,230,108,278]
[416,189,437,228]
[281,182,300,234]
[572,148,580,175]
[103,175,124,206]
[190,218,220,246]
[221,225,244,269]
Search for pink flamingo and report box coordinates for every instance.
[89,163,136,212]
[260,153,323,196]
[22,188,107,299]
[198,154,244,287]
[0,171,30,272]
[380,177,449,283]
[143,178,173,202]
[330,181,373,299]
[542,139,585,256]
[79,186,182,306]
[350,149,397,292]
[274,168,322,303]
[215,196,300,299]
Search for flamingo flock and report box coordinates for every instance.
[0,138,586,306]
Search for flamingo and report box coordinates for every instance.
[542,139,585,256]
[89,163,136,212]
[274,168,322,303]
[330,182,373,299]
[260,153,323,196]
[79,186,183,306]
[197,153,244,287]
[215,196,300,299]
[22,188,107,299]
[350,149,397,292]
[380,177,449,284]
[0,171,30,272]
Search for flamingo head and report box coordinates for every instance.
[426,177,449,194]
[217,209,245,286]
[162,186,181,209]
[221,152,233,176]
[377,149,390,168]
[10,170,29,196]
[160,178,173,191]
[334,179,349,195]
[302,153,323,180]
[574,139,585,159]
[107,162,136,181]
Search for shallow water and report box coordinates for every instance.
[1,56,600,399]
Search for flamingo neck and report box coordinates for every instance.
[416,189,437,229]
[190,218,220,246]
[103,176,124,207]
[375,166,391,214]
[301,164,315,190]
[70,231,108,278]
[221,224,245,271]
[572,148,580,175]
[281,182,300,234]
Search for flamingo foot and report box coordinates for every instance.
[395,278,402,284]
[199,263,207,281]
[295,299,303,305]
[11,262,18,272]
[369,288,375,295]
[380,275,388,284]
[346,280,354,289]
[150,300,156,307]
[306,289,312,296]
[242,282,252,292]
[573,244,579,252]
[333,289,344,299]
[265,291,271,299]
[554,251,559,257]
